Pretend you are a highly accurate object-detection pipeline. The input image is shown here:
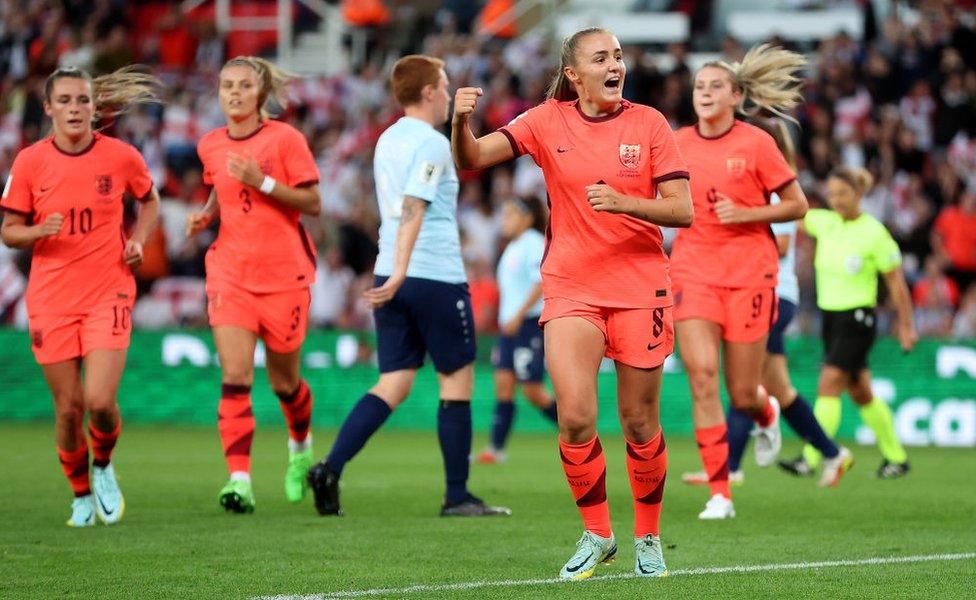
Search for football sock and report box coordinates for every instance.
[726,407,754,473]
[276,379,313,445]
[802,396,841,468]
[326,393,391,476]
[559,435,611,538]
[489,400,515,450]
[783,394,839,459]
[626,431,667,537]
[218,384,255,475]
[58,442,91,497]
[859,398,908,464]
[438,400,472,504]
[88,419,121,469]
[695,424,731,499]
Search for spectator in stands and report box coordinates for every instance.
[932,188,976,293]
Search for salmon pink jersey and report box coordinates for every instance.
[197,119,320,293]
[498,99,688,309]
[671,120,796,287]
[1,133,153,316]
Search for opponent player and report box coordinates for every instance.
[475,195,558,465]
[307,55,510,518]
[0,66,161,527]
[453,28,692,578]
[188,56,321,513]
[672,44,809,520]
[779,167,915,479]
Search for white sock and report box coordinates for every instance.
[230,471,251,483]
[288,434,312,453]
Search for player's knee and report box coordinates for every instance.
[727,381,759,410]
[53,402,84,429]
[558,412,596,443]
[84,391,117,416]
[687,365,719,401]
[221,365,254,386]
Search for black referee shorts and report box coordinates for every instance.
[821,307,877,376]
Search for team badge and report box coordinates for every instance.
[95,175,112,196]
[619,144,641,170]
[726,157,747,178]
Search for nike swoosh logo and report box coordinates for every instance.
[565,552,593,572]
[556,147,572,153]
[96,494,115,516]
[647,342,662,351]
[634,469,660,475]
[638,561,656,574]
[40,186,52,192]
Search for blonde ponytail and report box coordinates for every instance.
[546,27,610,101]
[703,43,807,123]
[830,166,874,195]
[222,56,297,119]
[44,65,162,122]
[751,117,797,169]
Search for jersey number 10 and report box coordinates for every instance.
[66,207,93,235]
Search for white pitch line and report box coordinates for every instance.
[252,551,976,600]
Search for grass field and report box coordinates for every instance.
[1,423,974,599]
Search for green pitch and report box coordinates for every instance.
[1,424,973,599]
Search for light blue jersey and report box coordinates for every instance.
[373,116,465,284]
[497,229,545,325]
[770,193,799,305]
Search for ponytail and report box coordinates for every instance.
[222,56,297,119]
[702,43,806,123]
[45,65,162,121]
[546,27,610,101]
[750,116,797,169]
[830,166,874,196]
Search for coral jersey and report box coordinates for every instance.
[0,134,153,315]
[671,121,796,287]
[197,120,320,293]
[499,99,688,308]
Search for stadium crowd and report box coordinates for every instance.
[1,0,975,340]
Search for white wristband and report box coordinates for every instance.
[259,176,277,194]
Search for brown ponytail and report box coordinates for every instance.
[221,56,297,119]
[545,27,611,101]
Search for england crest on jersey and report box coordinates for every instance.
[619,144,641,170]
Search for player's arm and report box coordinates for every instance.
[226,152,321,215]
[883,266,917,353]
[186,187,220,237]
[363,196,427,308]
[775,233,792,258]
[714,180,808,225]
[123,187,161,267]
[587,178,694,227]
[501,283,543,336]
[0,210,63,248]
[451,87,516,170]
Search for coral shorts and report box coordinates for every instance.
[207,282,311,354]
[540,297,674,369]
[28,294,135,365]
[673,280,777,343]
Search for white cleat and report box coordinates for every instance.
[558,531,617,579]
[66,495,96,528]
[819,446,854,488]
[681,469,744,486]
[698,493,736,520]
[92,463,126,525]
[752,389,782,468]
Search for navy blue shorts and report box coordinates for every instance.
[373,276,476,374]
[766,298,797,355]
[492,316,545,382]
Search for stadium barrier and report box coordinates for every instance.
[1,329,973,447]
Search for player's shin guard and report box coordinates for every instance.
[559,436,611,537]
[802,396,841,468]
[437,400,472,503]
[626,431,667,537]
[277,379,313,445]
[218,384,255,475]
[859,398,908,464]
[695,424,730,499]
[88,419,121,468]
[58,443,91,497]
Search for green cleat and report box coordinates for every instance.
[285,447,313,503]
[218,478,255,514]
[634,534,668,577]
[558,531,617,580]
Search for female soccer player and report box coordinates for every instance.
[0,66,161,527]
[475,196,558,465]
[671,44,809,520]
[453,27,692,579]
[187,56,321,513]
[779,167,915,479]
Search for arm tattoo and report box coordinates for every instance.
[401,198,424,222]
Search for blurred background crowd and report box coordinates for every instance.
[1,0,975,340]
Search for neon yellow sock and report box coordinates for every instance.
[859,398,908,464]
[802,396,841,468]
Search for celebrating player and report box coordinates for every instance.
[307,55,511,518]
[0,66,161,527]
[475,195,558,465]
[453,28,692,578]
[188,56,321,513]
[671,44,809,520]
[779,167,915,479]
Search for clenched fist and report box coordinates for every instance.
[36,213,64,238]
[453,87,483,120]
[185,211,214,237]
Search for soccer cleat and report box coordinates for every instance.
[474,447,507,465]
[698,493,735,520]
[558,531,617,580]
[91,463,125,525]
[66,495,96,528]
[778,455,815,477]
[440,493,512,517]
[285,447,313,503]
[877,459,910,479]
[307,460,342,516]
[681,469,744,486]
[819,447,854,488]
[218,478,256,514]
[634,534,668,577]
[752,391,782,467]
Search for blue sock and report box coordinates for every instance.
[783,394,839,459]
[727,407,754,472]
[438,400,472,504]
[326,393,391,476]
[490,401,516,450]
[540,401,558,423]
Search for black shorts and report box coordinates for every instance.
[821,307,876,376]
[373,276,476,374]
